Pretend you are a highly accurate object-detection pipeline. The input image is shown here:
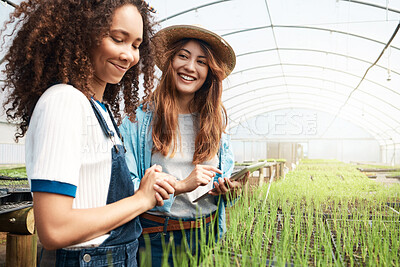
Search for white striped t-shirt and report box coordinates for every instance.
[26,84,121,247]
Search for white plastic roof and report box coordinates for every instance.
[150,0,400,147]
[1,0,400,147]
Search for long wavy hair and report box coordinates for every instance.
[150,38,228,164]
[1,0,156,141]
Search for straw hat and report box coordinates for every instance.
[153,24,236,78]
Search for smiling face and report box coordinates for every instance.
[171,40,209,100]
[90,4,143,90]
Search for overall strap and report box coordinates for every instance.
[89,98,126,152]
[104,103,125,145]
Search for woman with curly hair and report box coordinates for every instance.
[120,25,248,266]
[1,0,175,266]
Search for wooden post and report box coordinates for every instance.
[0,208,35,234]
[275,163,280,180]
[244,181,248,195]
[6,232,37,267]
[258,167,264,187]
[0,207,37,267]
[267,166,272,181]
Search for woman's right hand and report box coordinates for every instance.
[136,165,176,209]
[175,165,222,196]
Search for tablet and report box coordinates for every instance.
[192,161,266,203]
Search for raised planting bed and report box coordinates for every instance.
[0,167,29,193]
[0,172,32,215]
[0,167,27,179]
[0,177,29,189]
[385,172,400,179]
[235,161,258,166]
[219,214,336,266]
[258,159,287,163]
[357,168,400,173]
[256,201,399,221]
[326,219,400,266]
[0,201,32,215]
[386,176,400,179]
[218,159,400,266]
[0,187,32,215]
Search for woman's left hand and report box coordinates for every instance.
[208,171,250,200]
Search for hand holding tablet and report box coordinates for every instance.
[192,161,266,203]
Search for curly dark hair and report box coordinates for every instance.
[1,0,156,141]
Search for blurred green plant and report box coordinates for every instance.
[0,167,27,178]
[148,159,400,266]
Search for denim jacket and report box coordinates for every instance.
[119,105,235,237]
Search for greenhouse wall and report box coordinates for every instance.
[231,140,267,163]
[232,138,380,166]
[0,121,25,164]
[0,143,25,164]
[380,145,400,166]
[0,121,20,143]
[307,139,380,163]
[265,142,303,169]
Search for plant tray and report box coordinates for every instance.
[326,219,400,266]
[386,175,400,179]
[0,187,32,209]
[0,201,33,215]
[222,215,336,266]
[0,176,29,189]
[320,204,399,221]
[357,168,400,172]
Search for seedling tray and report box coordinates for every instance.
[220,215,336,266]
[326,219,400,266]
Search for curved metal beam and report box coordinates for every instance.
[224,82,400,132]
[247,104,398,144]
[228,102,394,145]
[227,94,398,139]
[223,74,400,118]
[224,78,400,114]
[340,0,400,14]
[228,101,397,144]
[157,0,233,23]
[227,63,400,97]
[227,93,399,132]
[224,67,392,95]
[223,83,400,120]
[1,0,17,8]
[320,21,400,137]
[221,25,400,52]
[261,0,291,105]
[227,101,385,142]
[235,47,400,77]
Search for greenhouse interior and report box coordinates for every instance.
[0,0,400,266]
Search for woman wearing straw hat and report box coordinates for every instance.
[120,24,248,266]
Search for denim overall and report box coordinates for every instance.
[55,99,142,267]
